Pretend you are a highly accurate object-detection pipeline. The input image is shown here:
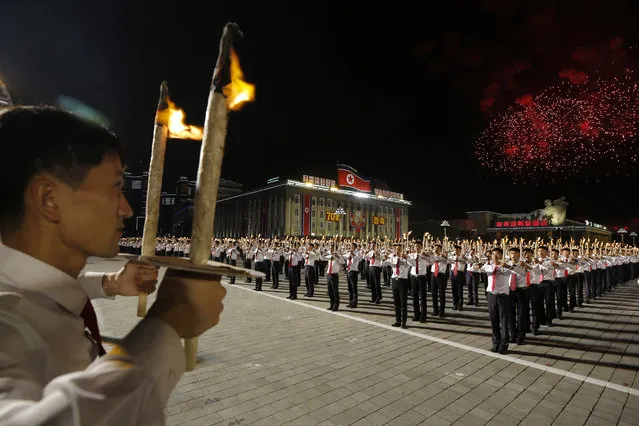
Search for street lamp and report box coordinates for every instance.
[630,231,637,247]
[618,227,628,245]
[441,220,450,239]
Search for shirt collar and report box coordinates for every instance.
[0,244,87,314]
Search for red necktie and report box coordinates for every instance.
[396,258,400,275]
[348,257,352,270]
[80,300,106,356]
[415,255,419,274]
[510,273,516,291]
[489,266,497,291]
[328,260,333,274]
[434,262,439,277]
[454,259,458,277]
[564,269,568,277]
[289,254,292,265]
[526,271,531,287]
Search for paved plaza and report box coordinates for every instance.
[85,257,639,426]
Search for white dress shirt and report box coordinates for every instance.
[343,252,362,272]
[0,244,184,425]
[386,255,411,279]
[480,263,518,294]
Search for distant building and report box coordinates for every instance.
[207,174,411,239]
[122,172,243,237]
[466,210,612,242]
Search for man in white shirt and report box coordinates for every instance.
[387,244,411,329]
[343,243,362,308]
[477,247,518,354]
[0,106,226,425]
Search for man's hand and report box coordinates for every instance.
[148,269,226,338]
[103,261,159,297]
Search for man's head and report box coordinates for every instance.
[492,247,503,262]
[454,245,461,255]
[0,106,132,272]
[509,248,520,262]
[434,244,442,255]
[538,246,549,259]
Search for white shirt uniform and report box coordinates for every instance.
[343,252,362,273]
[480,263,518,294]
[0,244,184,425]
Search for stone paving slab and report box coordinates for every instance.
[85,258,639,425]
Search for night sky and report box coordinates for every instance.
[2,0,639,228]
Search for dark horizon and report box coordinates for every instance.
[2,0,638,229]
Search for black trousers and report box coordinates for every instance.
[284,259,289,279]
[264,259,271,281]
[545,280,557,323]
[566,275,577,309]
[576,273,584,305]
[327,273,340,309]
[271,261,280,288]
[229,259,237,283]
[254,261,264,290]
[467,271,480,305]
[508,288,529,340]
[430,274,448,315]
[529,283,547,330]
[383,265,392,286]
[488,292,510,351]
[553,278,565,318]
[347,271,359,306]
[305,266,316,296]
[369,266,382,302]
[410,275,428,320]
[364,262,371,288]
[450,271,465,309]
[288,264,301,298]
[244,258,252,282]
[584,270,594,300]
[392,278,410,324]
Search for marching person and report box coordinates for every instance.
[323,245,345,311]
[409,241,430,323]
[226,241,240,284]
[450,245,467,311]
[430,244,449,318]
[388,243,411,329]
[366,242,383,304]
[476,247,518,354]
[270,242,282,289]
[304,243,319,297]
[286,242,302,300]
[506,247,531,345]
[344,242,362,308]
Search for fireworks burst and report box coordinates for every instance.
[474,71,639,181]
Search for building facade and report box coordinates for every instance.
[211,175,411,238]
[123,171,243,237]
[466,210,612,242]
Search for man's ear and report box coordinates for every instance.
[27,175,62,224]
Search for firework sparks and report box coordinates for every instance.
[474,71,639,180]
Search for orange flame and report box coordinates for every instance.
[157,99,204,140]
[223,48,255,111]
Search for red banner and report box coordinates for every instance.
[303,194,310,236]
[337,164,371,192]
[395,208,401,239]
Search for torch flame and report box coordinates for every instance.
[223,48,255,111]
[157,99,204,140]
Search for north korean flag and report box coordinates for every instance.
[337,164,371,192]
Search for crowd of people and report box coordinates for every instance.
[119,234,639,354]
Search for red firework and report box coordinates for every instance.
[475,71,639,180]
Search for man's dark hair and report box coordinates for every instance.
[0,106,127,228]
[492,247,503,255]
